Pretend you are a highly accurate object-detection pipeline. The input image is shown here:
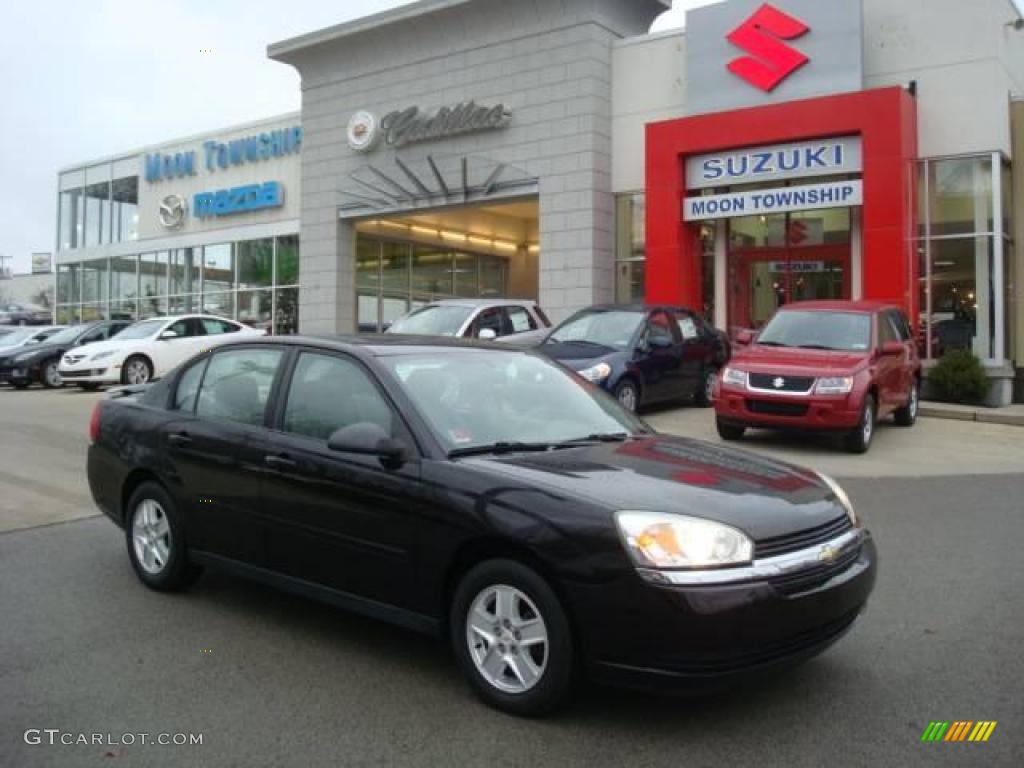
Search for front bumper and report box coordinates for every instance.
[715,386,862,430]
[570,530,877,689]
[57,367,116,384]
[0,362,39,384]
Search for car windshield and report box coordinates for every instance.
[382,351,647,453]
[42,326,85,345]
[115,319,166,340]
[387,305,475,337]
[547,310,644,348]
[757,311,872,352]
[0,328,39,346]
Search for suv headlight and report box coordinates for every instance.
[615,512,753,569]
[91,350,117,361]
[579,362,612,383]
[721,367,747,388]
[816,472,860,528]
[815,376,854,395]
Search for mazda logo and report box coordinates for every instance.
[159,195,187,229]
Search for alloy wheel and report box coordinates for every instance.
[125,360,150,385]
[862,400,874,445]
[704,370,716,402]
[617,384,637,412]
[44,361,62,388]
[132,499,172,575]
[909,383,919,420]
[465,584,549,694]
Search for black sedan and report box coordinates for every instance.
[0,320,130,389]
[87,336,876,716]
[538,305,730,412]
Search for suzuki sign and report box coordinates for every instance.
[685,0,863,115]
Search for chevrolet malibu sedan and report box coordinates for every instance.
[88,336,876,715]
[715,301,921,453]
[59,314,264,386]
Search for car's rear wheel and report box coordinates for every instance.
[125,482,200,591]
[845,394,876,454]
[121,355,152,386]
[894,379,919,427]
[77,383,101,391]
[716,417,745,441]
[694,367,718,407]
[42,359,62,388]
[614,378,640,412]
[451,559,573,716]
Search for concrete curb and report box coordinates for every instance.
[920,404,1024,427]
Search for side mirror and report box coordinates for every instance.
[880,341,904,357]
[328,423,407,468]
[735,329,755,346]
[159,330,179,340]
[477,328,497,340]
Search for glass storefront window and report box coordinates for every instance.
[168,295,198,315]
[276,235,299,286]
[203,244,234,293]
[615,193,646,303]
[928,157,993,237]
[274,288,299,335]
[202,292,234,319]
[81,259,108,304]
[928,237,995,359]
[84,165,111,248]
[140,252,168,302]
[169,248,200,295]
[81,304,106,322]
[139,296,167,319]
[111,256,138,303]
[480,256,507,298]
[238,289,273,331]
[57,264,79,304]
[237,239,274,290]
[110,301,137,321]
[59,189,83,251]
[454,253,478,297]
[381,242,409,295]
[615,261,645,304]
[412,246,453,297]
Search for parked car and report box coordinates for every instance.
[0,320,131,389]
[538,304,730,412]
[0,303,52,326]
[58,315,264,387]
[715,301,921,453]
[0,326,67,365]
[385,299,550,341]
[87,336,875,716]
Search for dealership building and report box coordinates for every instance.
[54,0,1024,402]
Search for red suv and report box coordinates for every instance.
[714,301,922,453]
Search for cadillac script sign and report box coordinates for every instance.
[348,101,511,152]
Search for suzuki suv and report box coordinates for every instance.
[714,301,921,453]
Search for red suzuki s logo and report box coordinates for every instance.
[726,3,810,92]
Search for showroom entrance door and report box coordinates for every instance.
[726,209,853,331]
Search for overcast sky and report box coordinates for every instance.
[0,0,705,274]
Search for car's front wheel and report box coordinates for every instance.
[121,355,153,386]
[451,559,574,716]
[125,482,200,591]
[41,359,63,388]
[716,417,745,441]
[845,394,876,454]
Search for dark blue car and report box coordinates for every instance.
[538,305,730,412]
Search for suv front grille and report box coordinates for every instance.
[748,373,815,392]
[755,515,854,559]
[745,399,809,417]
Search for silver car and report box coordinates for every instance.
[386,299,550,341]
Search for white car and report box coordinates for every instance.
[385,299,550,341]
[58,315,264,386]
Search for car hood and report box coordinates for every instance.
[731,344,869,375]
[460,435,845,542]
[66,338,133,358]
[540,341,621,370]
[3,341,66,359]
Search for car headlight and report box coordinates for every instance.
[578,362,612,383]
[815,376,854,395]
[615,512,753,569]
[816,472,860,528]
[721,367,747,388]
[91,350,117,361]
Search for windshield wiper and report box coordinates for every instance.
[548,338,606,347]
[448,441,557,459]
[555,432,633,447]
[756,340,788,347]
[797,344,838,351]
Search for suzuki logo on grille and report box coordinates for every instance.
[726,3,810,92]
[773,377,786,389]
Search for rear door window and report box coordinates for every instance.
[202,318,240,335]
[505,306,537,334]
[195,348,283,426]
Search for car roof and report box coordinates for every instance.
[226,333,526,358]
[779,300,903,314]
[417,298,538,309]
[574,303,697,314]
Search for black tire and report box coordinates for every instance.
[716,417,745,441]
[124,481,201,592]
[77,382,102,392]
[12,380,29,390]
[121,355,153,386]
[893,379,919,427]
[41,358,63,389]
[694,367,718,408]
[450,559,574,717]
[613,378,640,413]
[844,394,877,454]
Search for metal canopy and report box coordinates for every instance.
[338,154,538,218]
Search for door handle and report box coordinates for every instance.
[167,433,193,448]
[264,454,297,471]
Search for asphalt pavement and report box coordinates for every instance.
[0,387,1022,767]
